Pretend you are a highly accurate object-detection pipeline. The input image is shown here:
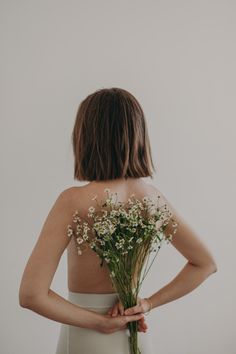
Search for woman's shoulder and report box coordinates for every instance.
[57,181,166,213]
[52,186,83,212]
[142,182,171,208]
[56,185,95,210]
[142,181,162,197]
[57,186,81,201]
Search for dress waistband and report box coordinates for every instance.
[68,290,120,308]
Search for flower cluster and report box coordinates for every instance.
[66,188,178,262]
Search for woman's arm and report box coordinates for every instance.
[124,188,217,315]
[148,189,217,310]
[18,188,106,330]
[19,187,145,333]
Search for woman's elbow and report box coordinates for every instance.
[203,260,218,274]
[19,290,36,308]
[190,260,218,274]
[209,262,218,273]
[19,286,45,308]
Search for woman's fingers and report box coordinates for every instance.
[124,298,149,315]
[107,308,112,315]
[138,321,148,332]
[102,313,147,334]
[139,316,148,327]
[125,313,144,323]
[107,303,118,316]
[108,297,148,317]
[108,301,124,317]
[124,304,142,315]
[107,307,115,315]
[107,300,149,334]
[107,302,149,332]
[118,301,124,315]
[108,304,148,332]
[111,304,119,316]
[138,317,148,332]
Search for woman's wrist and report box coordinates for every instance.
[143,297,153,315]
[89,312,106,331]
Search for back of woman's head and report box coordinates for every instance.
[72,87,156,182]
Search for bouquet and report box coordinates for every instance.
[67,188,178,354]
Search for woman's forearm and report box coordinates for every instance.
[20,289,103,330]
[148,261,216,309]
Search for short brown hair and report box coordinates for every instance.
[72,87,156,181]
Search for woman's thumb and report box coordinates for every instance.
[126,313,144,323]
[124,305,139,315]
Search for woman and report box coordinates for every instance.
[19,87,217,354]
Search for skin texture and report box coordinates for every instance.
[18,180,217,334]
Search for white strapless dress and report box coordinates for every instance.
[55,290,154,354]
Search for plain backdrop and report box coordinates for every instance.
[1,1,235,353]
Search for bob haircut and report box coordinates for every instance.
[72,87,156,182]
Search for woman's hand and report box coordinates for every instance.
[123,296,151,316]
[106,296,150,333]
[96,312,145,334]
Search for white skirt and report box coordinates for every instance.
[55,290,154,354]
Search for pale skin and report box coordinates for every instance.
[19,182,217,335]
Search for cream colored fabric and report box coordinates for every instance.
[55,291,153,354]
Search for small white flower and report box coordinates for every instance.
[76,237,84,244]
[115,242,123,249]
[72,210,81,223]
[72,210,79,217]
[142,196,150,203]
[136,238,142,243]
[90,244,95,250]
[110,210,117,217]
[88,206,95,213]
[67,225,73,237]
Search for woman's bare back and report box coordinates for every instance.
[67,177,157,294]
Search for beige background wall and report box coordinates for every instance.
[1,0,235,353]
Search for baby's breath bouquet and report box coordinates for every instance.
[67,188,178,354]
